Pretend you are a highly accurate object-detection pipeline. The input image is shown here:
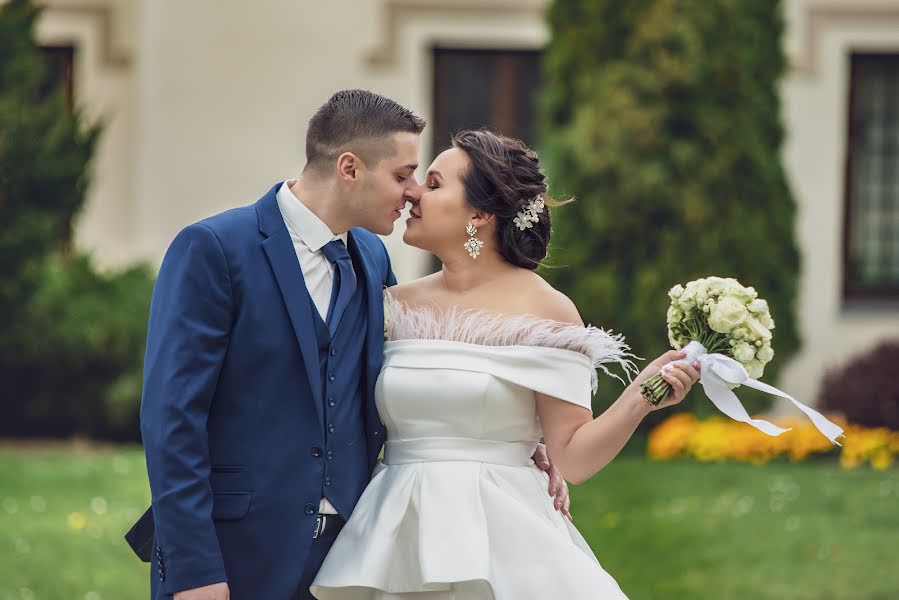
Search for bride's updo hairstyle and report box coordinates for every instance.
[452,129,563,270]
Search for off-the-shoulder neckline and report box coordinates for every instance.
[384,293,638,386]
[384,337,593,361]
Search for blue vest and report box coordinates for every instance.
[308,258,369,517]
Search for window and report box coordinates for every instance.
[844,53,899,302]
[429,48,541,271]
[432,48,541,153]
[39,45,75,109]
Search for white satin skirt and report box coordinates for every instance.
[310,437,628,599]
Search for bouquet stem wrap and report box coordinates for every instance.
[658,341,844,445]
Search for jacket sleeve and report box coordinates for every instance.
[382,238,398,287]
[140,222,232,594]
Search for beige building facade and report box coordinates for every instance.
[23,0,899,406]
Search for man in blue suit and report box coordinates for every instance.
[129,90,568,600]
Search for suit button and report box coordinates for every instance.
[328,372,336,382]
[326,450,334,460]
[330,347,337,356]
[311,446,322,457]
[328,397,336,407]
[328,424,335,434]
[304,503,316,515]
[324,476,332,486]
[373,430,380,437]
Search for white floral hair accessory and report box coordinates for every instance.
[514,195,545,231]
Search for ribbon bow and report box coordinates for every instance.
[664,341,844,445]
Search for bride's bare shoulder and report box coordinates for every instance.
[385,273,441,306]
[511,271,584,327]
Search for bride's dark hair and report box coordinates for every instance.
[452,129,567,270]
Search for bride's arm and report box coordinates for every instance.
[536,351,698,485]
[531,288,700,485]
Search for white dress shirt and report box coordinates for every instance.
[275,179,347,515]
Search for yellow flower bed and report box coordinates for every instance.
[647,413,899,470]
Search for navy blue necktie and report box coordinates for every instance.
[321,239,357,336]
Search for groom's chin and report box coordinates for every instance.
[371,221,395,236]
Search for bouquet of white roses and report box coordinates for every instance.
[641,277,844,444]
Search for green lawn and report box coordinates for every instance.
[1,445,896,600]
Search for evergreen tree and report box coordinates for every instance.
[0,0,153,439]
[0,0,99,343]
[540,0,800,421]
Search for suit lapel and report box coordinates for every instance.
[258,186,324,425]
[347,231,385,403]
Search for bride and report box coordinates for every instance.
[311,130,700,599]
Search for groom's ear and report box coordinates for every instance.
[337,152,360,182]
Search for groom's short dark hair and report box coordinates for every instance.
[305,89,426,172]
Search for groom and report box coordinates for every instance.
[128,90,568,600]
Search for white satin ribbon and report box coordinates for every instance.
[663,341,844,445]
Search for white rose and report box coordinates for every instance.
[668,332,683,350]
[746,316,772,341]
[668,284,685,300]
[758,311,775,330]
[678,292,696,310]
[705,277,729,295]
[756,345,774,362]
[747,299,769,314]
[694,280,710,302]
[667,305,684,325]
[724,281,755,302]
[708,297,749,334]
[733,342,756,364]
[746,359,765,380]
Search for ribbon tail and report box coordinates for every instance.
[700,374,792,437]
[737,377,845,446]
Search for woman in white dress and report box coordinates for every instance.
[311,130,701,599]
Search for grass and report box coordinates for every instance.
[0,444,150,600]
[0,445,896,599]
[575,457,899,600]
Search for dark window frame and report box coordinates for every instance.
[432,46,542,156]
[842,52,899,304]
[430,47,542,273]
[39,44,76,110]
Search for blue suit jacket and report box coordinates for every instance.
[138,183,395,597]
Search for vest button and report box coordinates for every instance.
[326,450,334,460]
[330,347,337,357]
[311,446,322,457]
[328,372,336,382]
[304,503,316,515]
[324,476,332,486]
[328,397,336,407]
[328,424,335,434]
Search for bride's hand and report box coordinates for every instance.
[631,350,701,411]
[532,443,572,521]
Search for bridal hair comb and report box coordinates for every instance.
[514,196,545,231]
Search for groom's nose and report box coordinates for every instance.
[404,181,423,203]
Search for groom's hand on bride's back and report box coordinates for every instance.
[174,582,229,600]
[532,443,573,521]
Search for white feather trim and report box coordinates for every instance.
[384,293,638,392]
